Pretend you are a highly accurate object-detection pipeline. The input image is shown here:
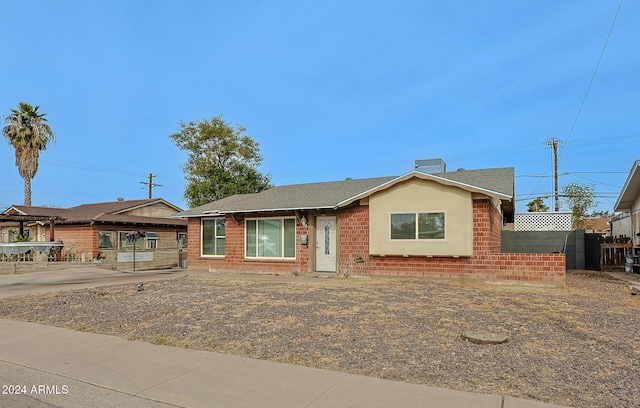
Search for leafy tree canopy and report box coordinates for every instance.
[526,197,549,212]
[170,116,273,208]
[562,182,598,229]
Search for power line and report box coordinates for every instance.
[2,132,637,183]
[515,193,621,202]
[564,173,622,188]
[140,173,162,199]
[560,0,624,154]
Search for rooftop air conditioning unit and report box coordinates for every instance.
[415,158,446,174]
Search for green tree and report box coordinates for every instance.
[3,102,55,206]
[526,197,549,212]
[170,116,273,208]
[562,182,598,229]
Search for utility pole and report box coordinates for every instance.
[545,138,560,211]
[140,173,161,198]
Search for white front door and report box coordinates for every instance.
[316,216,337,272]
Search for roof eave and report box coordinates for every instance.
[2,206,28,216]
[614,161,640,212]
[200,205,336,216]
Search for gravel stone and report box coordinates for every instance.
[0,270,638,408]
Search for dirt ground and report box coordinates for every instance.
[0,271,638,408]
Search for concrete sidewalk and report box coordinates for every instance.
[0,319,569,408]
[605,270,640,286]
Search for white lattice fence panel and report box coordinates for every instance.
[514,212,573,231]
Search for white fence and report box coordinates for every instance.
[514,212,573,231]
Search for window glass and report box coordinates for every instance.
[259,219,282,257]
[119,231,141,249]
[391,213,416,239]
[216,218,225,237]
[216,236,225,255]
[391,212,445,240]
[283,218,296,258]
[418,213,445,239]
[324,225,331,254]
[202,218,225,256]
[98,231,115,249]
[245,218,295,258]
[145,232,159,250]
[246,220,257,257]
[178,233,188,248]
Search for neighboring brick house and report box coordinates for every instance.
[176,163,565,284]
[1,199,187,270]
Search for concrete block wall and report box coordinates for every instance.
[501,231,569,253]
[113,249,180,272]
[502,230,585,270]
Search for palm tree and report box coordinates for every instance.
[2,102,55,206]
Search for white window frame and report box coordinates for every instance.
[390,211,446,240]
[145,232,158,250]
[201,218,225,257]
[245,216,296,259]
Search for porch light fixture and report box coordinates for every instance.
[301,215,307,228]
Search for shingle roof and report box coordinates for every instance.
[429,167,514,197]
[4,199,186,227]
[177,167,515,217]
[5,206,70,218]
[177,176,396,217]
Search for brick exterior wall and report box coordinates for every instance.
[189,212,309,274]
[188,199,565,284]
[49,225,97,260]
[45,224,184,270]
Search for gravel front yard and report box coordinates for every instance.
[0,271,638,408]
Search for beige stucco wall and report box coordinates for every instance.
[124,202,179,218]
[369,178,473,256]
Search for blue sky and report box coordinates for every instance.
[1,1,638,213]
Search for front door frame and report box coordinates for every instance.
[315,215,337,272]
